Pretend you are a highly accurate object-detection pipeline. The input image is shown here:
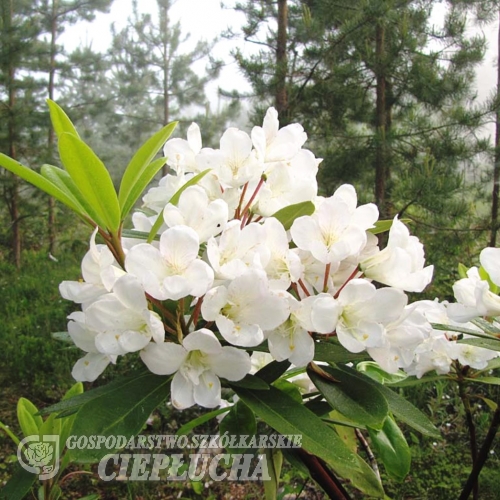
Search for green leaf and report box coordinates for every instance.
[121,229,159,241]
[229,374,269,390]
[0,154,86,216]
[271,201,315,230]
[69,373,171,462]
[120,156,167,218]
[479,266,499,294]
[272,380,302,404]
[458,263,468,279]
[314,341,369,363]
[431,322,497,340]
[233,385,384,497]
[263,449,283,500]
[219,401,257,453]
[40,413,61,440]
[465,376,500,386]
[176,407,230,436]
[307,364,388,429]
[368,218,411,235]
[47,99,80,139]
[58,133,121,232]
[368,416,411,482]
[147,168,211,243]
[40,165,104,225]
[0,464,37,500]
[255,360,291,384]
[38,369,151,416]
[376,385,440,438]
[17,398,42,438]
[119,121,177,216]
[60,383,84,451]
[459,338,500,351]
[356,361,408,385]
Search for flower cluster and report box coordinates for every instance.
[60,108,498,408]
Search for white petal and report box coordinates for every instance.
[72,353,110,382]
[183,329,222,354]
[209,346,251,380]
[171,371,195,409]
[193,371,221,408]
[140,342,187,375]
[480,247,500,287]
[160,226,200,269]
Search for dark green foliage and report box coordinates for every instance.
[0,251,81,396]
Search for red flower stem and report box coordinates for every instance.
[334,266,361,299]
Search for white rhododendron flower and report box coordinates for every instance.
[361,216,433,292]
[163,122,202,175]
[290,185,378,265]
[201,270,289,347]
[335,279,407,353]
[57,105,500,407]
[126,225,214,300]
[163,185,228,242]
[67,312,117,382]
[141,329,251,409]
[84,274,164,355]
[59,229,125,307]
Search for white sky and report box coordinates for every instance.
[61,0,500,141]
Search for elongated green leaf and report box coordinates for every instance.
[119,122,177,211]
[229,374,269,390]
[308,364,388,429]
[40,165,105,226]
[120,156,167,218]
[374,385,440,438]
[58,133,121,232]
[177,407,230,436]
[121,229,159,241]
[459,338,500,351]
[60,383,84,451]
[271,201,315,230]
[255,360,291,384]
[314,341,369,363]
[272,380,302,404]
[220,401,256,453]
[0,464,36,500]
[17,399,43,438]
[368,218,411,235]
[147,168,211,243]
[332,364,439,437]
[233,385,384,497]
[47,99,79,139]
[0,154,86,216]
[368,416,410,482]
[431,322,497,340]
[458,263,468,279]
[264,449,283,500]
[356,361,408,385]
[69,373,171,462]
[38,369,150,416]
[465,376,500,386]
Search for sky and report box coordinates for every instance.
[61,0,500,140]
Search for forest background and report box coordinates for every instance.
[2,0,500,498]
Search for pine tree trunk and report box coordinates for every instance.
[375,22,387,219]
[47,0,58,255]
[490,7,500,247]
[6,0,20,268]
[161,0,170,177]
[276,0,288,121]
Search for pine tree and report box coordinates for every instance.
[232,0,495,293]
[0,0,47,267]
[108,0,225,174]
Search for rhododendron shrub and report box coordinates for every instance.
[2,101,500,498]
